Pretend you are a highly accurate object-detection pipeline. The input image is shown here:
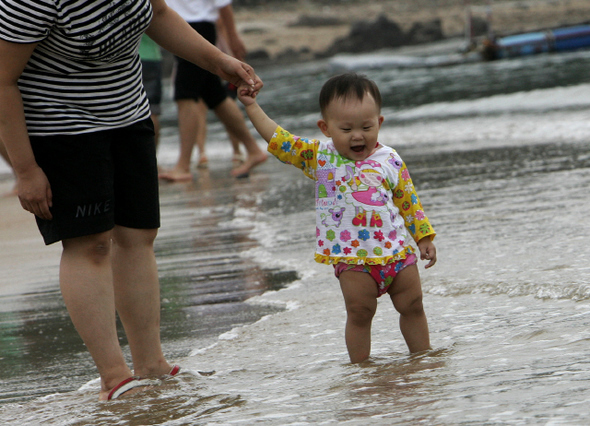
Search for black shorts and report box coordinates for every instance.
[173,21,227,109]
[30,118,160,245]
[141,60,163,115]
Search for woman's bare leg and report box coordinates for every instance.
[111,226,171,378]
[60,232,133,400]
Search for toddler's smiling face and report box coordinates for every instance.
[317,94,384,161]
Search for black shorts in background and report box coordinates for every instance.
[141,60,163,115]
[173,21,227,109]
[30,118,160,245]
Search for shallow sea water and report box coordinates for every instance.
[1,42,590,424]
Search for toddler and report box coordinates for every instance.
[238,73,437,363]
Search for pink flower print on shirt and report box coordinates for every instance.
[401,169,411,181]
[316,227,320,237]
[340,229,351,242]
[343,247,352,255]
[374,230,385,242]
[388,230,397,240]
[415,210,425,220]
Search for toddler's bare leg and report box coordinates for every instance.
[388,265,431,353]
[339,271,378,363]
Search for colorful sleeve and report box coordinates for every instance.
[392,161,436,242]
[0,0,57,43]
[267,125,319,180]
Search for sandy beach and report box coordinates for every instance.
[2,0,590,417]
[234,0,590,59]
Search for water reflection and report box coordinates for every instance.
[156,167,299,353]
[334,350,448,422]
[0,164,299,404]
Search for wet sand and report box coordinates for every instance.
[0,167,298,402]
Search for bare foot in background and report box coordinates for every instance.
[158,167,193,182]
[231,151,268,178]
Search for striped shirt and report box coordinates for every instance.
[0,0,153,136]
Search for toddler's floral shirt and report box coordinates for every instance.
[268,126,436,266]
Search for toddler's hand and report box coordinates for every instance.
[237,83,257,106]
[418,236,437,269]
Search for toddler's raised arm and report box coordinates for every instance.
[237,84,279,144]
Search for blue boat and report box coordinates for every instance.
[552,26,590,51]
[482,25,590,60]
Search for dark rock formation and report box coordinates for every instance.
[245,14,451,65]
[324,14,406,55]
[288,15,345,28]
[405,19,444,44]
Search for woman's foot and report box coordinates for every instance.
[100,376,162,401]
[161,364,181,379]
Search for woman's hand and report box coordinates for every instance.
[216,54,263,97]
[16,165,53,220]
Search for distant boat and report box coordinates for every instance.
[482,25,590,60]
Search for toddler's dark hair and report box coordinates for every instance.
[319,73,382,117]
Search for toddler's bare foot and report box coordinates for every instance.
[158,167,193,182]
[231,151,268,178]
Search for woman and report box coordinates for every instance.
[0,0,261,401]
